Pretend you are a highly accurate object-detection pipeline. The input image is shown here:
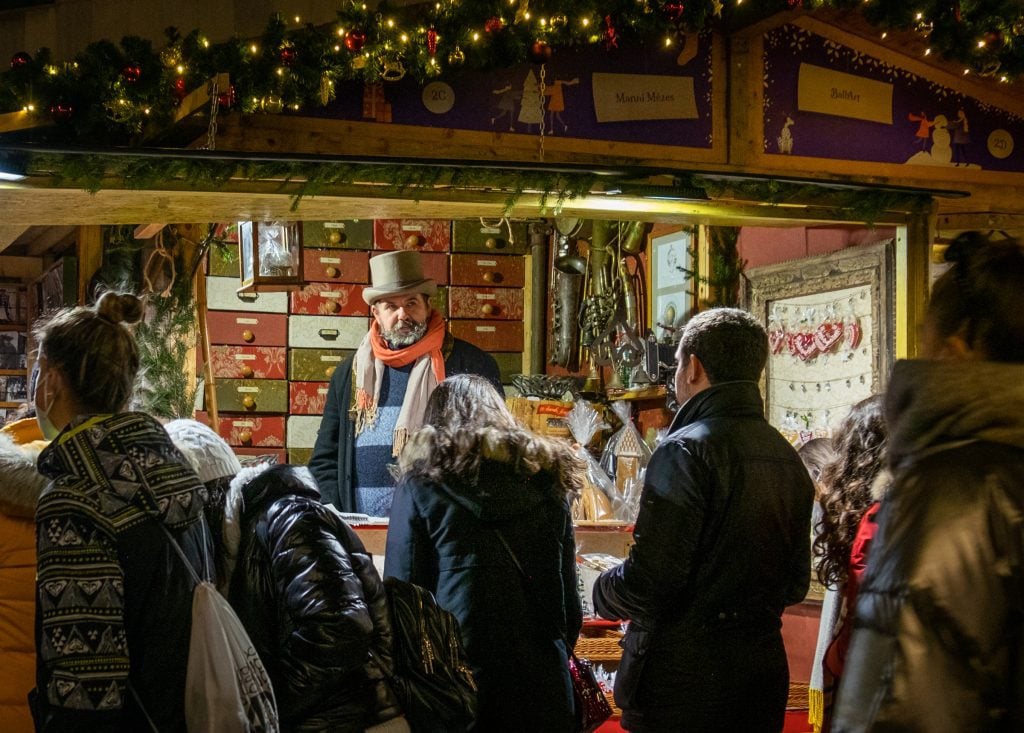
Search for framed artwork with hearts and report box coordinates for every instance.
[743,240,894,445]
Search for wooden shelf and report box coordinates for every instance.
[0,369,27,376]
[0,401,27,408]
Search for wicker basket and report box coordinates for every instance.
[574,629,624,664]
[603,689,622,718]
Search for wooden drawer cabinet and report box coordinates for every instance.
[213,379,288,413]
[195,411,286,448]
[289,381,330,415]
[287,415,323,449]
[450,254,525,287]
[206,276,288,313]
[373,219,451,251]
[206,345,287,379]
[302,249,369,282]
[289,283,369,316]
[302,220,374,250]
[206,312,287,347]
[450,320,524,352]
[289,315,368,349]
[452,220,529,255]
[289,348,351,381]
[419,252,450,285]
[448,287,524,320]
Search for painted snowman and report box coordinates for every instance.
[929,114,952,164]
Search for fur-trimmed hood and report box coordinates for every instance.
[0,431,49,519]
[397,425,580,520]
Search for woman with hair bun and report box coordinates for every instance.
[30,292,208,732]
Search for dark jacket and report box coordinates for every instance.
[33,413,207,733]
[833,360,1024,733]
[384,427,583,733]
[593,382,814,731]
[223,464,400,733]
[309,333,503,512]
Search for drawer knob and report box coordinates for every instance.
[325,266,340,279]
[240,365,254,378]
[239,429,253,446]
[242,329,255,343]
[484,237,499,249]
[242,395,256,410]
[325,366,336,378]
[327,230,345,245]
[325,300,340,314]
[404,234,425,248]
[481,304,496,316]
[482,271,503,284]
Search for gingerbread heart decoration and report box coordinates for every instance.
[791,332,819,361]
[845,320,862,350]
[814,321,844,353]
[769,329,787,354]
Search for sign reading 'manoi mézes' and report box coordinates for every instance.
[592,73,699,123]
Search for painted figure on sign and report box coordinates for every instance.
[777,115,795,154]
[950,108,970,166]
[544,77,580,134]
[907,111,934,151]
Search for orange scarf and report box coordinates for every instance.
[353,310,447,456]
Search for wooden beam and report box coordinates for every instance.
[174,73,231,123]
[26,225,76,257]
[0,256,43,280]
[134,223,167,239]
[0,225,28,254]
[77,226,103,305]
[935,212,1024,233]
[0,110,51,134]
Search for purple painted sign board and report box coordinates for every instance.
[308,36,713,149]
[763,24,1024,173]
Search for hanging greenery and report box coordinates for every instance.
[2,1,1022,146]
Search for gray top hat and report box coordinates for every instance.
[362,250,438,305]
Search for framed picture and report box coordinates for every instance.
[743,241,895,445]
[649,228,696,343]
[0,285,24,324]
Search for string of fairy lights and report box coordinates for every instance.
[1,0,1023,145]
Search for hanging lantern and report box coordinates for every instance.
[121,62,142,83]
[10,52,32,70]
[345,29,367,53]
[237,220,304,292]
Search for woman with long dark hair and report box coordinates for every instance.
[385,374,583,732]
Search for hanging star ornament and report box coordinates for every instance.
[712,0,724,17]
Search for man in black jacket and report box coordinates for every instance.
[594,307,814,732]
[310,250,501,514]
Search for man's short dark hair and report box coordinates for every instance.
[679,307,768,383]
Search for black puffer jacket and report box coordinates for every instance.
[223,464,400,733]
[833,360,1024,732]
[593,382,814,731]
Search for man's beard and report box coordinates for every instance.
[382,318,428,348]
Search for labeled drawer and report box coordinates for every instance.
[290,348,352,381]
[290,283,369,316]
[290,381,331,415]
[302,249,370,282]
[195,411,286,448]
[448,287,524,320]
[287,415,323,449]
[234,447,288,466]
[206,312,287,347]
[212,379,288,413]
[452,220,529,255]
[493,352,524,383]
[208,244,240,277]
[288,447,313,466]
[431,286,448,318]
[450,253,525,287]
[450,320,524,352]
[206,276,288,313]
[418,252,450,285]
[373,219,451,251]
[289,315,368,349]
[302,220,375,250]
[205,345,287,379]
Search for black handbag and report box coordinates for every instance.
[495,529,613,733]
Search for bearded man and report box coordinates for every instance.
[310,250,502,515]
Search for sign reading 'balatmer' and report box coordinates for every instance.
[592,73,698,123]
[797,63,893,125]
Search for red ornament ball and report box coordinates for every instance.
[10,51,32,70]
[172,77,188,101]
[663,2,686,22]
[344,29,367,53]
[49,102,74,122]
[217,85,236,109]
[983,29,1004,50]
[121,62,142,84]
[278,45,298,66]
[485,17,505,33]
[528,40,552,64]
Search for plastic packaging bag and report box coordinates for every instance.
[565,401,616,522]
[600,401,652,523]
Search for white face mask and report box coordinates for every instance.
[35,372,62,440]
